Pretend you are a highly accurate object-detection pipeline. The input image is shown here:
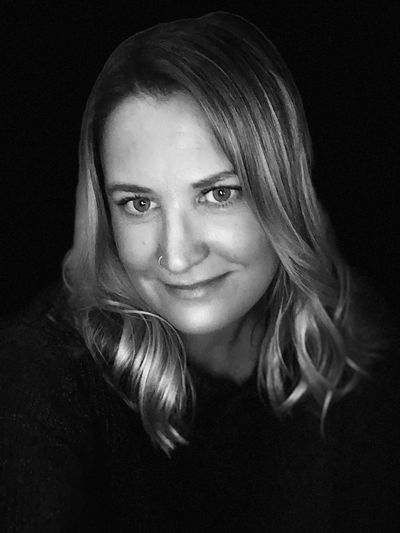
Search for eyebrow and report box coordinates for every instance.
[106,170,238,195]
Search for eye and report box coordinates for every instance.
[131,197,151,212]
[202,186,242,206]
[210,187,232,202]
[117,195,158,216]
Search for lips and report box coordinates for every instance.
[165,273,227,290]
[163,273,229,300]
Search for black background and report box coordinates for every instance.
[2,0,399,316]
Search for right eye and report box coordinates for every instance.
[117,196,159,216]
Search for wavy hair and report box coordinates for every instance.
[62,11,384,454]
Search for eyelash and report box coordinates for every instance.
[116,185,243,217]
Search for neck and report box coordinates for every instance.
[182,312,263,384]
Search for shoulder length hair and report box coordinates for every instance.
[63,11,384,454]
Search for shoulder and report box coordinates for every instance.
[333,301,400,430]
[0,283,102,431]
[324,325,400,530]
[0,286,116,530]
[339,275,400,437]
[1,285,83,374]
[278,331,400,531]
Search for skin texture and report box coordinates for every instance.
[102,93,278,380]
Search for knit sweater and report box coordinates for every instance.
[0,284,398,532]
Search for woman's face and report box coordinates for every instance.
[102,93,278,338]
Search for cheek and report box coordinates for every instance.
[112,218,155,272]
[220,216,275,267]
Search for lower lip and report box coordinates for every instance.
[164,273,229,300]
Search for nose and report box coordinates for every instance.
[159,208,209,274]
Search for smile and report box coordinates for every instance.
[163,273,229,299]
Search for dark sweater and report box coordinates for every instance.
[0,284,399,532]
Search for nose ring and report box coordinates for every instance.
[158,255,164,267]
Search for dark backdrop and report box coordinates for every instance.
[2,0,399,316]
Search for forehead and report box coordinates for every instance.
[104,93,207,144]
[101,93,232,186]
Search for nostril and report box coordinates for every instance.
[157,243,209,274]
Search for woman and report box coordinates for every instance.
[1,11,398,532]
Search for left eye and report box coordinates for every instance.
[204,186,241,203]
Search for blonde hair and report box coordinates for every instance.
[63,11,384,454]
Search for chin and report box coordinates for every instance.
[161,307,240,337]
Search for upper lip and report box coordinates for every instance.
[164,273,226,289]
